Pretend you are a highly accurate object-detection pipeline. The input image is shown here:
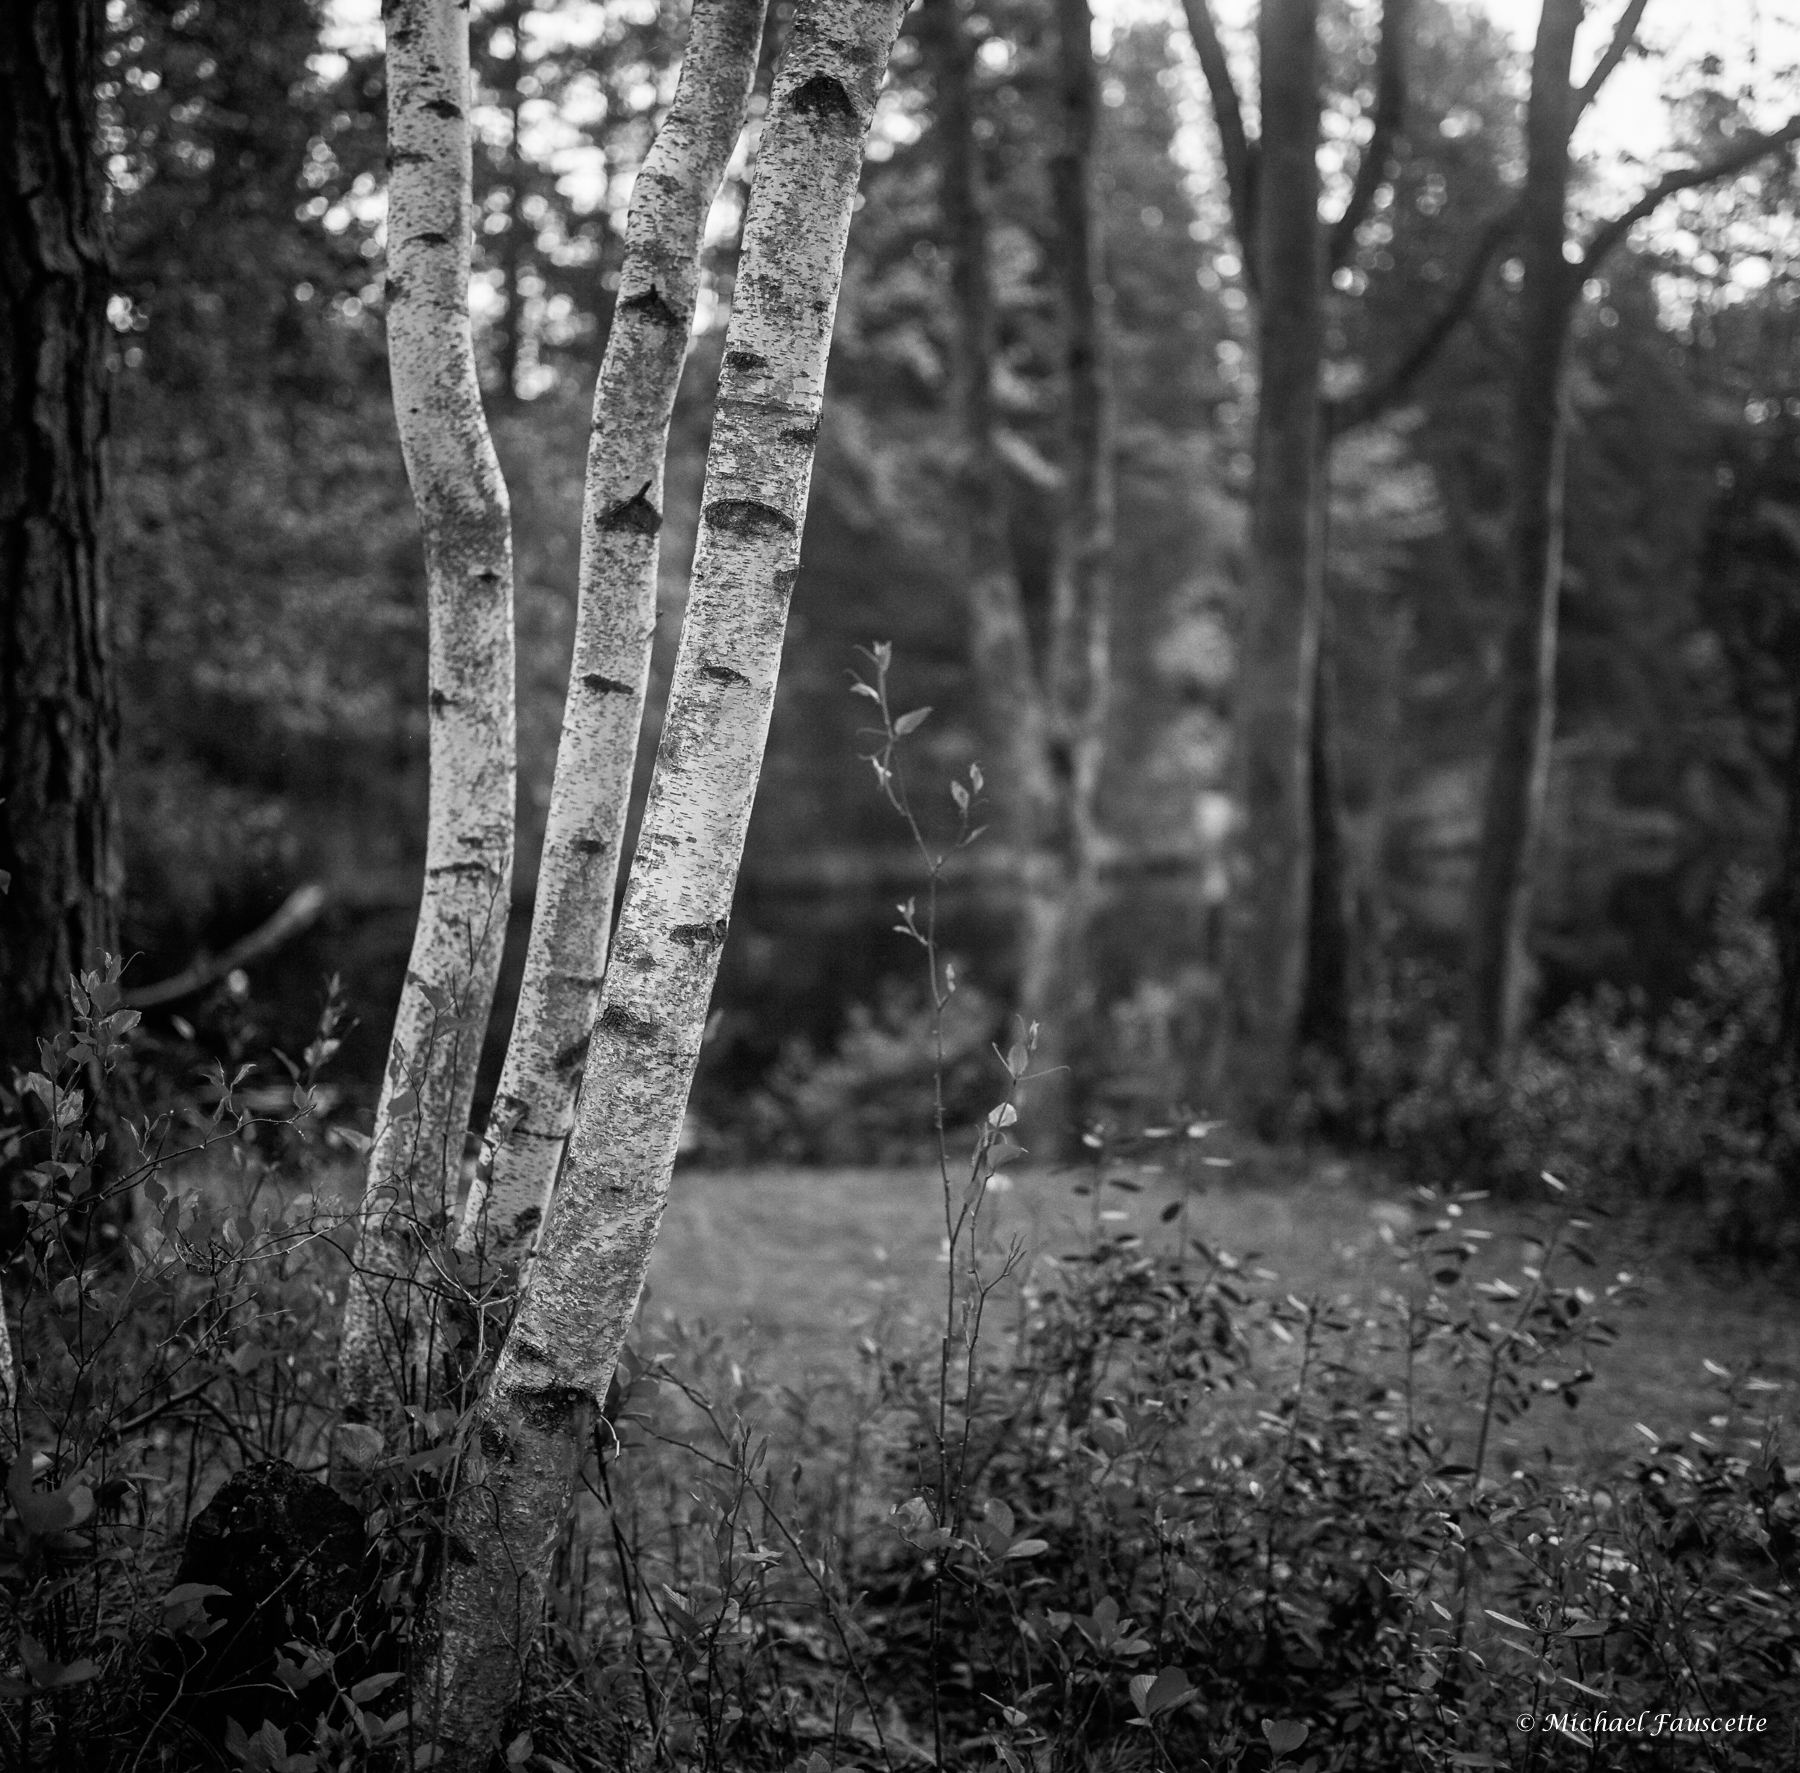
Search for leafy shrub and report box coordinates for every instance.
[1323,875,1800,1257]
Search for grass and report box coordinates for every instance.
[647,1144,1800,1481]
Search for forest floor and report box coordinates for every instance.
[645,1143,1800,1481]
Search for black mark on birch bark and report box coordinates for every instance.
[780,419,820,445]
[430,688,452,712]
[423,98,464,120]
[703,497,795,538]
[412,231,451,248]
[600,1004,658,1039]
[723,349,768,372]
[388,148,429,168]
[598,483,661,536]
[773,567,799,601]
[616,284,684,329]
[789,74,859,126]
[520,1384,590,1433]
[553,1034,590,1073]
[700,662,751,686]
[571,835,610,855]
[669,918,729,947]
[429,861,491,879]
[581,672,632,694]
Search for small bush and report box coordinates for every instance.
[1322,876,1800,1258]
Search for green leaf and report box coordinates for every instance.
[1262,1719,1309,1756]
[350,1670,404,1705]
[893,705,932,736]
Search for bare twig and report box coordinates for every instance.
[1178,0,1259,276]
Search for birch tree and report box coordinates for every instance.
[457,0,764,1279]
[1465,0,1800,1062]
[336,0,516,1437]
[425,1,908,1753]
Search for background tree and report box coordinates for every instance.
[1465,0,1800,1063]
[0,0,117,1080]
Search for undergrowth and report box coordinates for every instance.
[0,651,1795,1771]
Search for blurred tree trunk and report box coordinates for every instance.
[426,3,906,1755]
[1466,0,1800,1063]
[1185,0,1417,1117]
[0,0,117,1081]
[1020,0,1115,1152]
[1299,440,1351,1061]
[459,0,763,1276]
[336,0,516,1442]
[1222,0,1324,1123]
[921,0,1063,1103]
[925,0,1111,1157]
[1463,0,1579,1066]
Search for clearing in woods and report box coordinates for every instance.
[644,1151,1800,1479]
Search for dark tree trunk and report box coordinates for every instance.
[1463,0,1580,1065]
[0,0,117,1078]
[1777,709,1800,1066]
[1221,0,1323,1121]
[1300,483,1351,1062]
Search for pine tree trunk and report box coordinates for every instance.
[0,0,116,1082]
[1020,0,1115,1154]
[458,0,763,1277]
[1221,0,1324,1122]
[424,4,907,1755]
[1463,0,1580,1065]
[337,0,516,1436]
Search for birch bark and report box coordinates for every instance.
[457,0,763,1276]
[425,2,907,1755]
[337,0,515,1433]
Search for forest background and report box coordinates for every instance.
[71,0,1800,1226]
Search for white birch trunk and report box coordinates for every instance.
[337,0,515,1435]
[457,0,763,1275]
[424,3,908,1754]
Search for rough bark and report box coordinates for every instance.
[1219,0,1324,1120]
[337,0,516,1433]
[0,0,117,1083]
[1015,0,1115,1154]
[458,0,763,1277]
[425,3,906,1756]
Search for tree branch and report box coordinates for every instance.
[123,883,330,1009]
[1580,114,1800,275]
[1574,0,1649,121]
[1329,0,1413,273]
[1329,202,1517,434]
[1179,0,1258,275]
